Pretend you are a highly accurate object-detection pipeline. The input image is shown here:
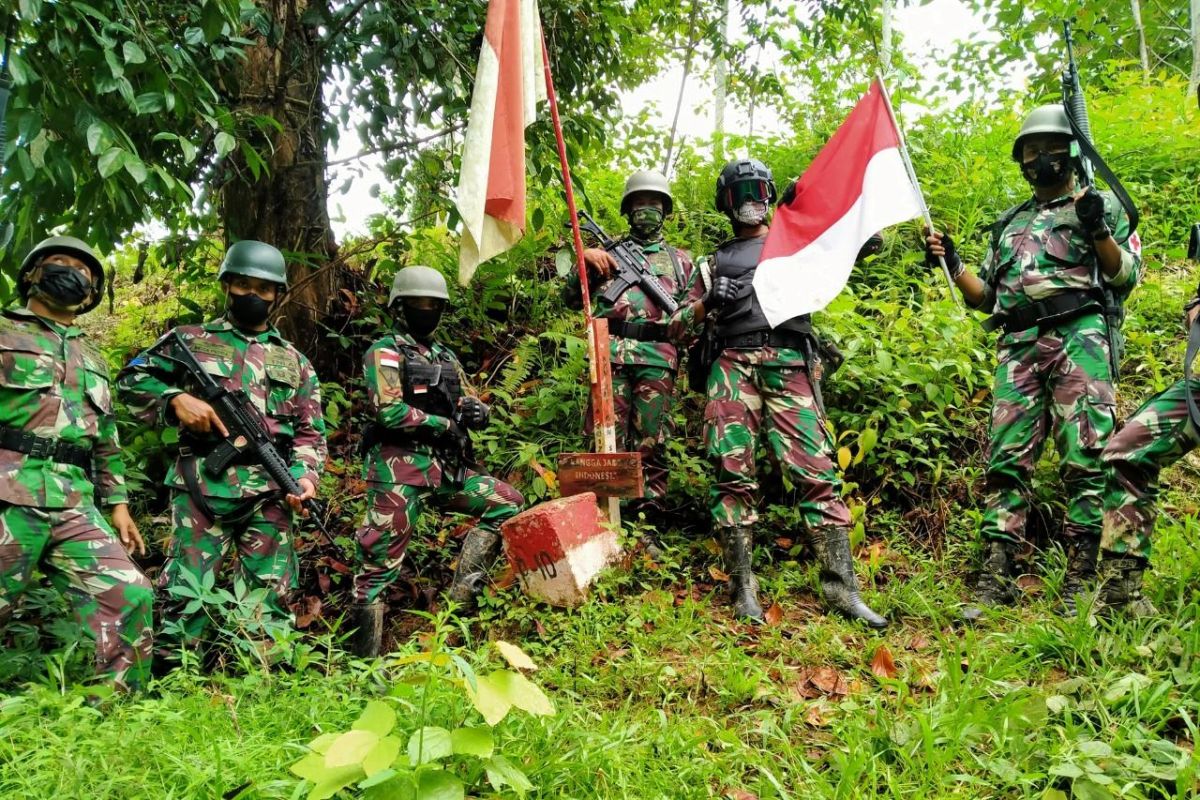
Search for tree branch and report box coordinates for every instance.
[321,123,464,167]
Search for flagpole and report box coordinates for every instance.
[540,30,622,524]
[876,73,960,304]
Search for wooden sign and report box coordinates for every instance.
[557,452,644,499]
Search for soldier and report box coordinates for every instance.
[1096,230,1200,616]
[348,266,523,657]
[702,159,887,628]
[117,241,327,659]
[567,170,708,524]
[925,105,1141,619]
[0,236,152,690]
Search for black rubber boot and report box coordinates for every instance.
[719,526,765,623]
[811,528,887,629]
[1056,535,1100,617]
[961,538,1019,622]
[447,528,502,606]
[348,602,384,658]
[1098,554,1157,618]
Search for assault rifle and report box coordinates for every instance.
[1185,224,1200,431]
[578,210,679,315]
[1060,20,1140,381]
[155,331,344,557]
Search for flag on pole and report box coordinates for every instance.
[752,79,924,326]
[456,0,545,286]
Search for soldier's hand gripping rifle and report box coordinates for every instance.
[155,331,346,558]
[578,209,679,315]
[1061,21,1139,231]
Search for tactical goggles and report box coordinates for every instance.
[722,180,772,210]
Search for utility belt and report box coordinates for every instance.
[0,427,93,472]
[718,329,811,352]
[983,290,1103,335]
[608,319,672,343]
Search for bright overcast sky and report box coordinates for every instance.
[326,0,996,239]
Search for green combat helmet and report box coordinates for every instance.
[1011,104,1074,161]
[217,240,288,288]
[388,265,449,306]
[18,235,106,313]
[620,170,673,216]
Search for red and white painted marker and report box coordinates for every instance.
[500,492,621,607]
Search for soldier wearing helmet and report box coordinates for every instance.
[118,240,327,665]
[0,235,153,690]
[924,104,1141,620]
[346,266,523,657]
[700,159,887,629]
[565,170,709,533]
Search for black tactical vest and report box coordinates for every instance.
[399,344,462,418]
[712,235,812,338]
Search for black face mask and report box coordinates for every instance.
[402,304,443,339]
[227,292,272,328]
[36,264,92,309]
[1022,152,1071,189]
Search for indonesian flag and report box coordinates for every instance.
[753,79,924,326]
[456,0,546,285]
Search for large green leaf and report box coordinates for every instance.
[325,729,379,768]
[449,726,493,758]
[415,769,463,800]
[352,700,397,737]
[407,727,453,765]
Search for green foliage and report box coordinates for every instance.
[289,626,554,800]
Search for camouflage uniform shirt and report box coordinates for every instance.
[972,190,1142,340]
[117,317,327,498]
[0,307,127,508]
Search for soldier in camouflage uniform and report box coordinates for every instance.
[117,241,326,657]
[925,105,1141,619]
[0,236,152,690]
[1095,236,1200,616]
[566,171,707,521]
[348,266,523,657]
[702,159,887,628]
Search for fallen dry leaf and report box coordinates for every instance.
[709,565,731,582]
[907,634,931,652]
[870,645,899,680]
[803,666,850,697]
[724,790,759,800]
[763,604,784,626]
[804,703,831,727]
[775,537,794,549]
[1016,574,1043,592]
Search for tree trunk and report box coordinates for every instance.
[1129,0,1150,83]
[1191,0,1200,105]
[881,0,893,74]
[222,0,342,366]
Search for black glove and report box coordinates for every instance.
[458,396,490,429]
[1074,188,1109,239]
[705,276,740,310]
[856,233,883,263]
[924,231,963,278]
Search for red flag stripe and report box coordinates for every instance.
[760,80,902,261]
[483,0,527,228]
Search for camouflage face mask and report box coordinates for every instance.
[627,206,665,242]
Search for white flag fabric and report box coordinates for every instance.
[456,0,545,285]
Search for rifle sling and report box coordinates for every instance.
[1065,113,1140,235]
[1186,321,1200,435]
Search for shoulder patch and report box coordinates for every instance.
[265,346,301,387]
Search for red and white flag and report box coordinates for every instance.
[456,0,545,285]
[753,79,924,326]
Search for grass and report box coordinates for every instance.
[2,500,1198,800]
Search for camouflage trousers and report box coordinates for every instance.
[0,503,153,689]
[1101,378,1200,559]
[982,320,1116,545]
[158,491,296,648]
[353,469,524,603]
[591,363,675,501]
[703,346,851,531]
